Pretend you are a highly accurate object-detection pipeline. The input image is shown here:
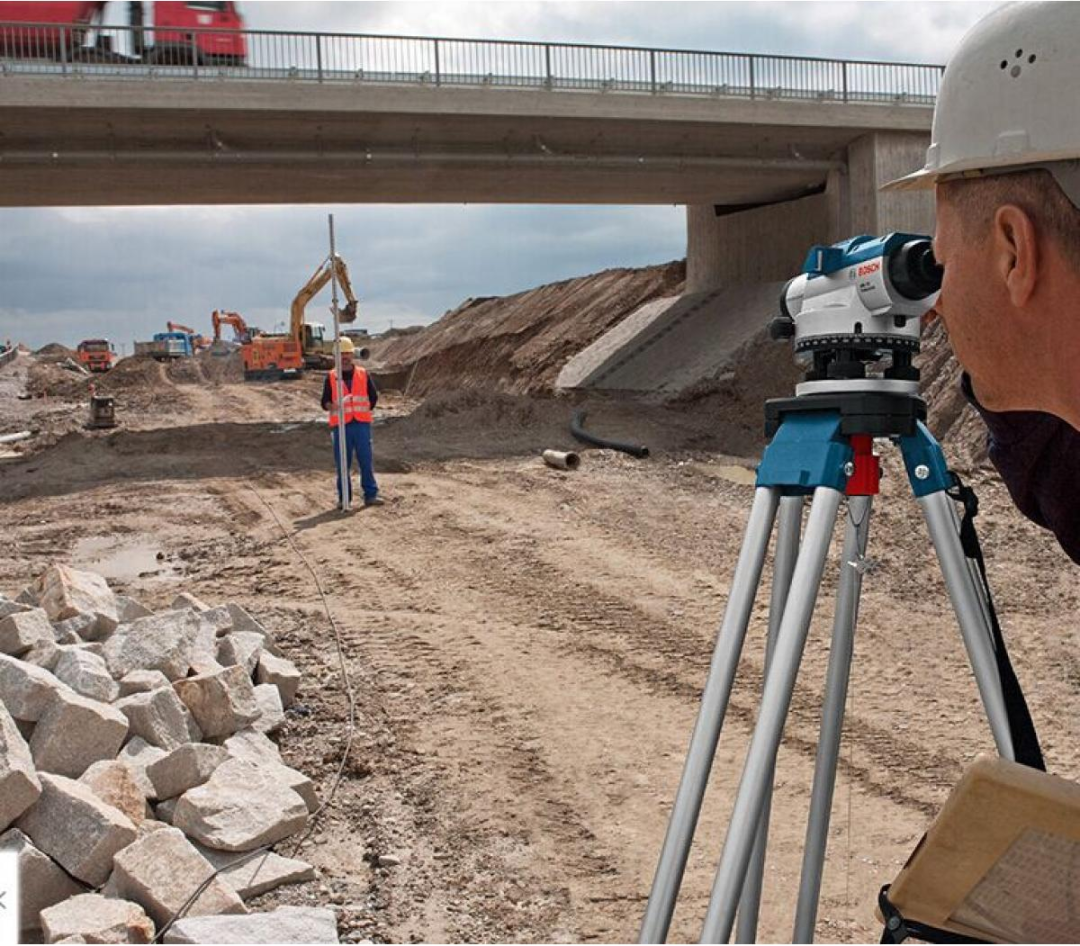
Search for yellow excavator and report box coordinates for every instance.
[242,254,362,380]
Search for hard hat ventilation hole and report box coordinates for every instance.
[1011,65,1022,78]
[1028,54,1037,63]
[1000,60,1008,69]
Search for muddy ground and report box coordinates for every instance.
[1,347,1078,944]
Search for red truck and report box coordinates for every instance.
[0,2,247,65]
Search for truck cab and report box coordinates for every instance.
[76,338,115,372]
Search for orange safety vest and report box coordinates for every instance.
[327,367,372,426]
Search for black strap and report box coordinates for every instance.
[878,885,990,944]
[946,476,1045,771]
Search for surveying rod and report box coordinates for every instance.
[328,213,349,512]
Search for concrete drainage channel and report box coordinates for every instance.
[0,564,340,944]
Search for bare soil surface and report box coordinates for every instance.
[1,330,1076,944]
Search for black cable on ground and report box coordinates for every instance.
[570,409,650,458]
[154,483,358,942]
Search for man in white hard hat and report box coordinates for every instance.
[886,1,1080,564]
[322,336,383,509]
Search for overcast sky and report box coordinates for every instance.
[1,1,1001,350]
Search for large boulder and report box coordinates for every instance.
[0,701,42,831]
[162,906,338,944]
[224,604,274,650]
[171,758,307,852]
[173,666,259,740]
[116,596,153,623]
[0,653,71,722]
[254,652,300,707]
[110,826,247,926]
[29,689,129,778]
[115,688,201,751]
[54,648,119,703]
[252,684,285,735]
[118,669,171,697]
[79,760,149,825]
[103,610,201,681]
[117,738,168,799]
[0,828,85,933]
[39,893,154,944]
[0,608,54,656]
[145,744,229,801]
[196,847,315,900]
[217,632,263,677]
[33,565,119,640]
[17,773,137,885]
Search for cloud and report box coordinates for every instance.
[0,2,999,348]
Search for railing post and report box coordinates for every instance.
[748,53,755,99]
[544,43,552,90]
[60,26,68,74]
[649,48,656,93]
[316,34,323,82]
[190,32,198,77]
[842,61,848,102]
[433,37,441,86]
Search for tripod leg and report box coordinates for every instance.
[792,494,873,943]
[919,491,1015,759]
[700,487,844,945]
[736,495,805,944]
[639,487,781,944]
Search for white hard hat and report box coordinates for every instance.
[884,2,1080,204]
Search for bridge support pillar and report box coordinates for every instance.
[846,131,935,236]
[686,131,932,293]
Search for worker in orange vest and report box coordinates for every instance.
[322,337,382,509]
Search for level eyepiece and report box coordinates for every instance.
[888,239,942,300]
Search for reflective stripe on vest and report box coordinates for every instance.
[328,367,372,426]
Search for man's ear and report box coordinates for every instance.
[992,204,1039,307]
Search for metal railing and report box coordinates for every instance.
[0,22,943,105]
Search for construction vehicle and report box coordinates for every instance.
[211,310,252,345]
[76,338,114,373]
[0,2,247,65]
[166,321,209,352]
[134,330,194,361]
[242,255,361,381]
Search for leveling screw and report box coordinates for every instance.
[914,464,930,480]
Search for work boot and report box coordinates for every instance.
[363,496,385,507]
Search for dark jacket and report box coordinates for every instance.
[963,374,1080,565]
[321,368,378,415]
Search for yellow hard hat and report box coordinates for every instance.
[338,337,355,354]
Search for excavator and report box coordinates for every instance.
[211,310,252,345]
[241,255,363,381]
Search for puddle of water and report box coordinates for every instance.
[716,464,758,486]
[71,536,179,582]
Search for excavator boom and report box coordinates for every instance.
[288,254,358,345]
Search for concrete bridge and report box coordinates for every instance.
[1,27,938,378]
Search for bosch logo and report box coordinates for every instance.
[857,262,881,277]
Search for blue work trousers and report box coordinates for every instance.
[332,420,378,505]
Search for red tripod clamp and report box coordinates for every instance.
[845,434,880,496]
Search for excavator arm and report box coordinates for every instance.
[288,254,359,345]
[211,310,250,343]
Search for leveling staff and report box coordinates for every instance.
[322,337,383,510]
[887,0,1080,565]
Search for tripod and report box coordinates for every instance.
[639,389,1031,944]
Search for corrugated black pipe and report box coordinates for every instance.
[570,409,650,459]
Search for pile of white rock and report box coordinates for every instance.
[0,564,339,944]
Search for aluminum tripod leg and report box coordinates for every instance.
[919,491,1015,759]
[700,488,845,944]
[735,496,804,943]
[791,495,873,943]
[639,487,780,944]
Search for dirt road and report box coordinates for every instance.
[2,355,1077,943]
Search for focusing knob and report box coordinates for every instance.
[769,315,795,340]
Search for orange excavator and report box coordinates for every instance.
[211,310,252,345]
[166,321,210,352]
[241,254,360,381]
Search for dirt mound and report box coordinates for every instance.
[374,262,685,396]
[26,360,92,399]
[196,349,245,384]
[33,343,76,362]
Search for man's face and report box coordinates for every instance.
[932,192,1019,409]
[341,351,354,371]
